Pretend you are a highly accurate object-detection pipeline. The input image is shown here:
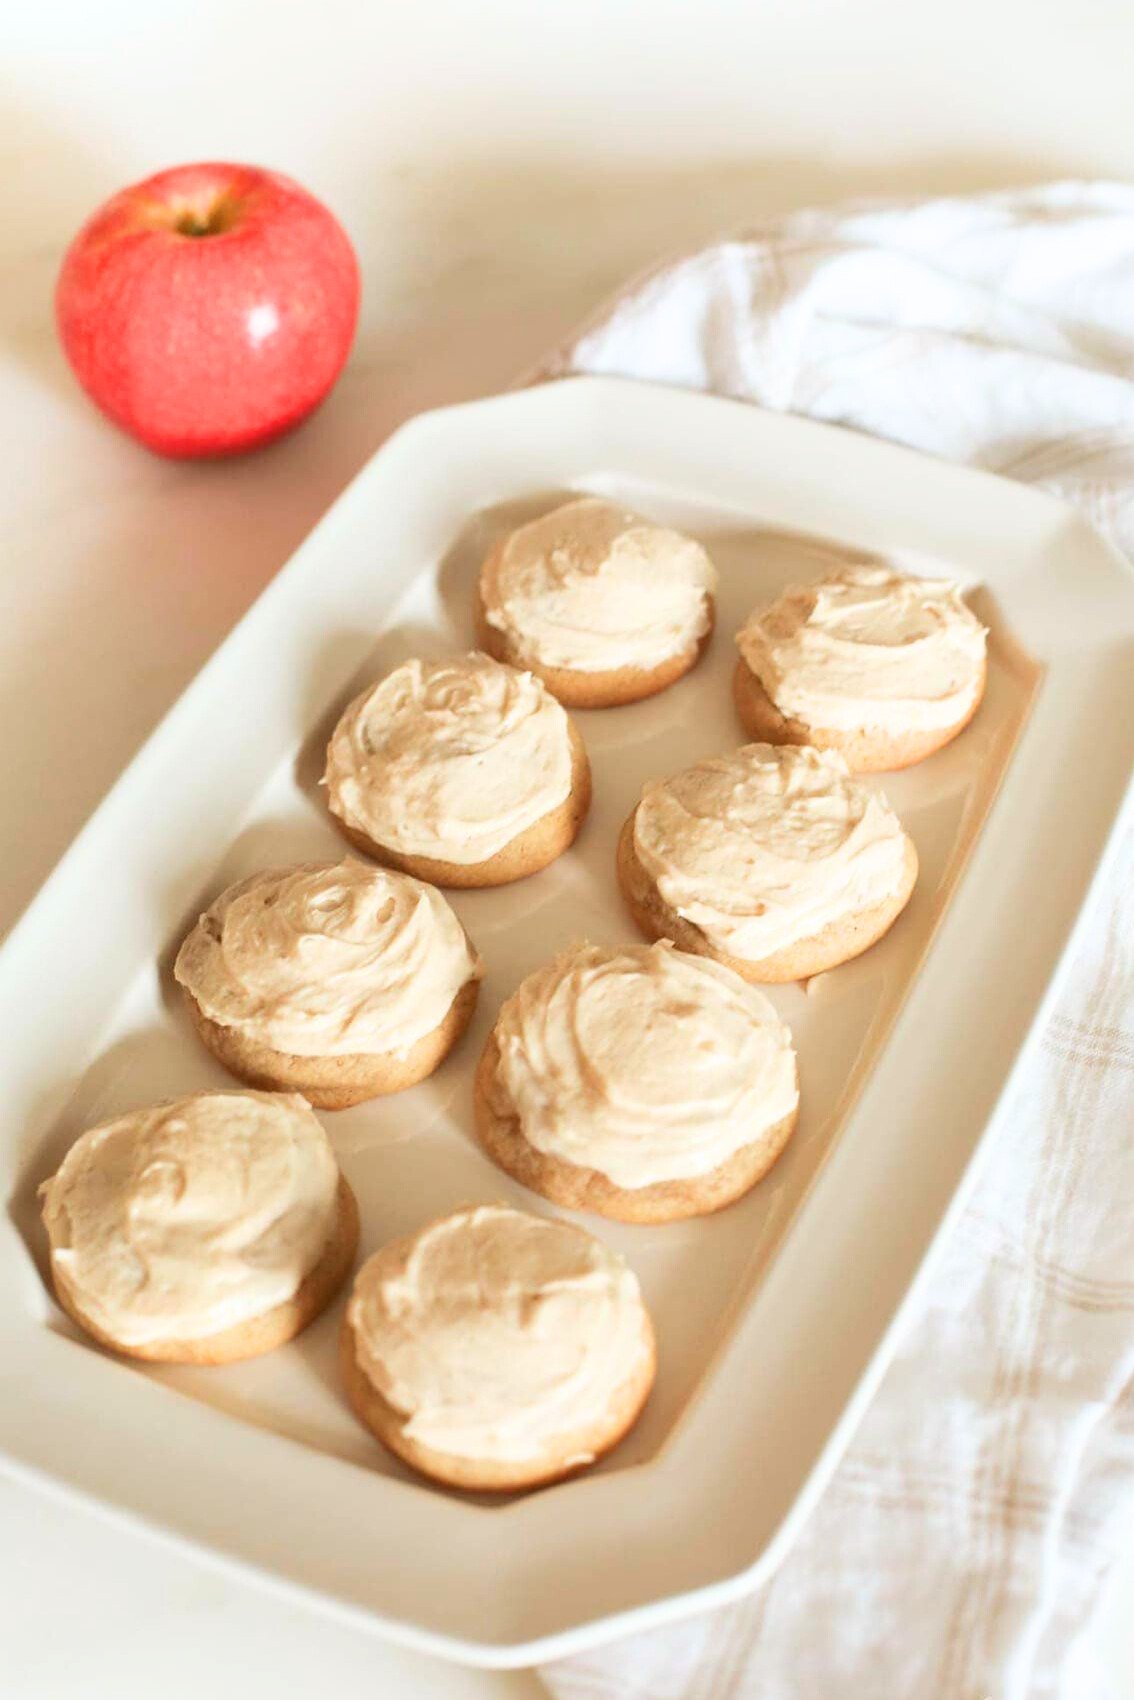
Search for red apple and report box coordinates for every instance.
[56,162,361,457]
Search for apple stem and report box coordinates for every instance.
[169,192,239,238]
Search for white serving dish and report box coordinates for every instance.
[2,377,1132,1668]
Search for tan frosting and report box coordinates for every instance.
[482,497,717,673]
[324,652,573,865]
[40,1091,339,1346]
[633,743,910,961]
[348,1204,649,1464]
[174,859,480,1059]
[736,556,987,733]
[491,942,798,1187]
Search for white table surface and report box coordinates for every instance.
[4,2,1133,1692]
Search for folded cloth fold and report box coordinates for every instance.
[538,183,1134,1700]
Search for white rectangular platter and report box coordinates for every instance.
[2,377,1133,1667]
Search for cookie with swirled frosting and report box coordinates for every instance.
[340,1204,655,1491]
[618,743,918,983]
[175,860,482,1108]
[477,497,717,707]
[474,942,799,1223]
[39,1090,358,1364]
[323,652,590,886]
[734,555,987,771]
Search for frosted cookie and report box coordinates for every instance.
[39,1090,357,1364]
[175,859,482,1109]
[619,743,918,983]
[477,497,717,707]
[324,652,590,887]
[475,942,799,1223]
[734,556,987,771]
[340,1204,655,1491]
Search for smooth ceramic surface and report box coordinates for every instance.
[1,378,1132,1665]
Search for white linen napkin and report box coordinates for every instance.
[538,183,1134,1700]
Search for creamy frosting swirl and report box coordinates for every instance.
[633,743,910,960]
[348,1205,650,1464]
[40,1091,339,1346]
[736,557,987,733]
[481,497,717,673]
[175,860,481,1058]
[324,652,574,865]
[491,942,798,1187]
